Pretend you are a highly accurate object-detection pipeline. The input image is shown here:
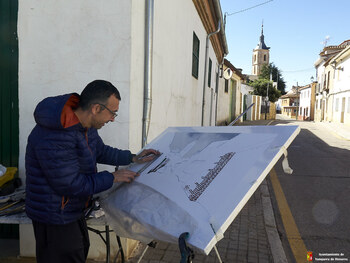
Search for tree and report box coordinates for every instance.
[250,78,281,103]
[259,63,286,95]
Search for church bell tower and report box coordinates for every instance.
[252,23,270,75]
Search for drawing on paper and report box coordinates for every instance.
[169,132,239,158]
[106,126,300,255]
[184,152,235,201]
[137,154,163,174]
[147,157,170,174]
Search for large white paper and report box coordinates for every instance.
[102,125,300,254]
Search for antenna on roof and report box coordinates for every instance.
[321,35,331,47]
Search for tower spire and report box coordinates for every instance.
[258,21,269,50]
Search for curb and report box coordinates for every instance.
[260,180,288,263]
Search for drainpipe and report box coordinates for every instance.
[209,84,214,125]
[142,0,154,147]
[201,20,221,126]
[214,62,221,125]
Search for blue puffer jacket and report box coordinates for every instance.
[25,93,132,225]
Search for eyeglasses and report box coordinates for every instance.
[98,103,118,118]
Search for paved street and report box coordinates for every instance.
[270,117,350,262]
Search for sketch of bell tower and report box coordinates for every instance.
[187,152,235,202]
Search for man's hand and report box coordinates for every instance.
[112,169,139,183]
[132,149,161,164]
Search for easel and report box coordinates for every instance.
[86,225,125,263]
[85,197,125,263]
[134,232,225,263]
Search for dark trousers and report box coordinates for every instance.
[32,217,90,263]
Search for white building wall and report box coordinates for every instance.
[142,0,217,141]
[129,0,146,153]
[315,61,326,121]
[18,0,132,179]
[299,88,311,118]
[216,75,230,125]
[332,57,350,123]
[232,75,242,121]
[216,73,241,125]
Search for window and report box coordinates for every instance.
[224,79,229,93]
[215,71,219,93]
[208,58,212,87]
[254,54,257,62]
[335,98,339,112]
[327,71,330,89]
[192,32,200,79]
[264,54,266,61]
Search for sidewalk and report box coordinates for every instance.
[316,121,350,141]
[275,113,350,141]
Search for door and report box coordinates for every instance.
[0,0,18,167]
[230,79,237,122]
[321,100,325,121]
[341,97,345,123]
[0,0,19,239]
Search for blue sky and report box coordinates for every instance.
[220,0,350,90]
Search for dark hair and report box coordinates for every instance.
[79,80,121,110]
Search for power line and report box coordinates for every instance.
[225,0,274,16]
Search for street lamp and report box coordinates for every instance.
[265,73,272,120]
